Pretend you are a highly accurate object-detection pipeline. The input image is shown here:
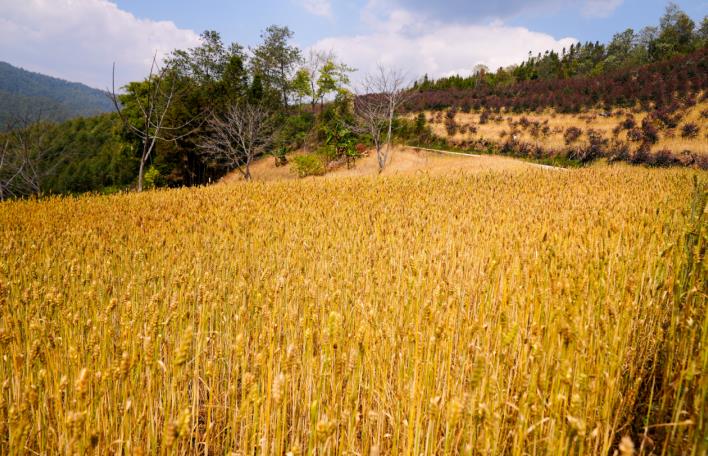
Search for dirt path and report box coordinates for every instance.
[405,145,565,171]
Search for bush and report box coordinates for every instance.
[653,108,678,129]
[641,118,659,144]
[143,166,160,190]
[414,113,426,134]
[316,144,338,163]
[271,146,288,167]
[627,128,643,141]
[292,154,326,177]
[607,140,630,162]
[681,123,699,138]
[630,143,651,164]
[445,117,458,136]
[276,113,315,150]
[563,127,582,145]
[479,110,490,124]
[649,149,680,167]
[620,115,636,130]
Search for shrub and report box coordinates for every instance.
[276,113,315,150]
[630,143,651,164]
[620,115,636,130]
[652,109,678,129]
[570,141,604,163]
[271,146,289,167]
[649,149,680,167]
[445,117,458,136]
[292,154,325,177]
[695,154,708,170]
[414,113,426,134]
[627,128,643,142]
[563,127,582,145]
[316,144,338,162]
[607,140,630,162]
[479,110,490,124]
[641,118,659,144]
[143,166,160,190]
[680,123,699,138]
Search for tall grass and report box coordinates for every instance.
[0,166,705,454]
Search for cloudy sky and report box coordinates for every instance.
[0,0,705,89]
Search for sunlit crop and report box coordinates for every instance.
[0,166,705,454]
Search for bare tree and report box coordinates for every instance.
[198,102,273,181]
[0,112,53,200]
[110,55,195,192]
[354,65,414,172]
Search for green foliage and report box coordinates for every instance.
[142,166,160,190]
[270,145,289,166]
[250,25,302,108]
[315,144,338,162]
[394,116,435,145]
[292,154,325,177]
[291,68,312,107]
[415,112,426,134]
[323,122,357,160]
[42,114,137,194]
[275,112,315,150]
[316,59,355,103]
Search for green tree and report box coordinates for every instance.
[291,68,312,111]
[653,3,696,59]
[251,25,302,108]
[604,29,636,70]
[316,59,355,110]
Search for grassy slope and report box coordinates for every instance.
[420,101,708,158]
[221,147,541,183]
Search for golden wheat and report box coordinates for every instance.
[0,166,706,454]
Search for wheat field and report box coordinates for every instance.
[1,166,706,455]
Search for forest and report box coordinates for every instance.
[0,62,113,129]
[0,3,706,198]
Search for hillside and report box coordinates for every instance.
[409,100,708,168]
[0,62,113,130]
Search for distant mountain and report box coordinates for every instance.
[0,62,113,130]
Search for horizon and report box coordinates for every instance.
[0,0,705,89]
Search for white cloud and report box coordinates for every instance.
[581,0,624,17]
[311,10,577,88]
[363,0,624,22]
[0,0,202,89]
[300,0,333,17]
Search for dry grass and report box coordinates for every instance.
[222,147,537,183]
[0,166,706,454]
[422,101,708,156]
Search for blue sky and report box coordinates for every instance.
[0,0,705,88]
[112,0,705,47]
